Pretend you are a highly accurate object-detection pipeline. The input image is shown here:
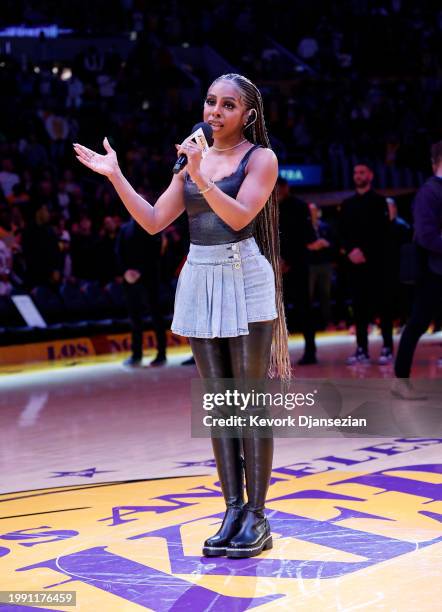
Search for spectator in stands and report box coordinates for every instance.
[0,231,13,295]
[35,176,58,213]
[82,46,104,83]
[44,108,70,161]
[0,206,24,287]
[61,169,81,196]
[92,185,121,224]
[66,72,84,108]
[21,204,60,288]
[7,182,31,208]
[22,132,49,171]
[115,216,167,367]
[58,230,73,283]
[70,214,99,281]
[96,215,120,283]
[0,159,19,198]
[56,177,72,221]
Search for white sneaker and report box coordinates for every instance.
[390,379,427,400]
[378,347,393,365]
[346,347,371,365]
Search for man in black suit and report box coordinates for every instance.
[115,217,167,367]
[393,141,442,398]
[339,163,393,365]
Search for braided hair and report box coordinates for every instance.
[209,73,292,380]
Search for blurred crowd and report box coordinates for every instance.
[0,0,440,340]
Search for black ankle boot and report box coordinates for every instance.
[202,504,244,556]
[202,436,244,557]
[226,433,274,558]
[226,504,272,558]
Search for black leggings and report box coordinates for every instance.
[190,321,274,511]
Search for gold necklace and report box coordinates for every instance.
[212,139,248,151]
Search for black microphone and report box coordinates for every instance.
[172,122,214,174]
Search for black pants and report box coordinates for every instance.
[395,268,442,377]
[309,262,333,327]
[123,272,166,360]
[348,263,393,352]
[284,265,316,357]
[189,321,274,512]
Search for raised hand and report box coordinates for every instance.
[73,137,119,178]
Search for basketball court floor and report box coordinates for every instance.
[1,331,441,611]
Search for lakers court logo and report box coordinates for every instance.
[1,437,441,611]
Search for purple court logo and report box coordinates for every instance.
[1,437,441,610]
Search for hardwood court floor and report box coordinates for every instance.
[0,331,441,611]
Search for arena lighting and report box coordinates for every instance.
[0,354,189,388]
[182,42,190,48]
[0,25,73,38]
[0,61,5,68]
[60,67,72,80]
[142,100,150,110]
[52,66,59,75]
[33,66,40,74]
[129,31,137,41]
[0,362,119,389]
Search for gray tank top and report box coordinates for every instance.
[184,144,262,245]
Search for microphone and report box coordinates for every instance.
[173,122,214,174]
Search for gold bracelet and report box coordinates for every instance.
[199,180,215,195]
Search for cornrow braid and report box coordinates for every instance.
[209,73,292,380]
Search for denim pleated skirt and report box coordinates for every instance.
[171,237,277,338]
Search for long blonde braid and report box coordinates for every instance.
[209,73,292,380]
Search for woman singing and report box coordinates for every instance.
[73,73,291,558]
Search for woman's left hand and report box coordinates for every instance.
[175,140,203,182]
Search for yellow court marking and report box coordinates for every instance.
[1,466,441,611]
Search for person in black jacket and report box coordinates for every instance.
[21,204,61,288]
[115,216,167,367]
[386,197,413,326]
[339,163,393,365]
[307,202,335,329]
[278,178,318,364]
[392,141,442,398]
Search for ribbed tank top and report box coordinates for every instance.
[183,144,262,245]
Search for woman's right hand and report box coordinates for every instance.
[73,138,119,178]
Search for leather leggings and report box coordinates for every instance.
[190,321,274,512]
